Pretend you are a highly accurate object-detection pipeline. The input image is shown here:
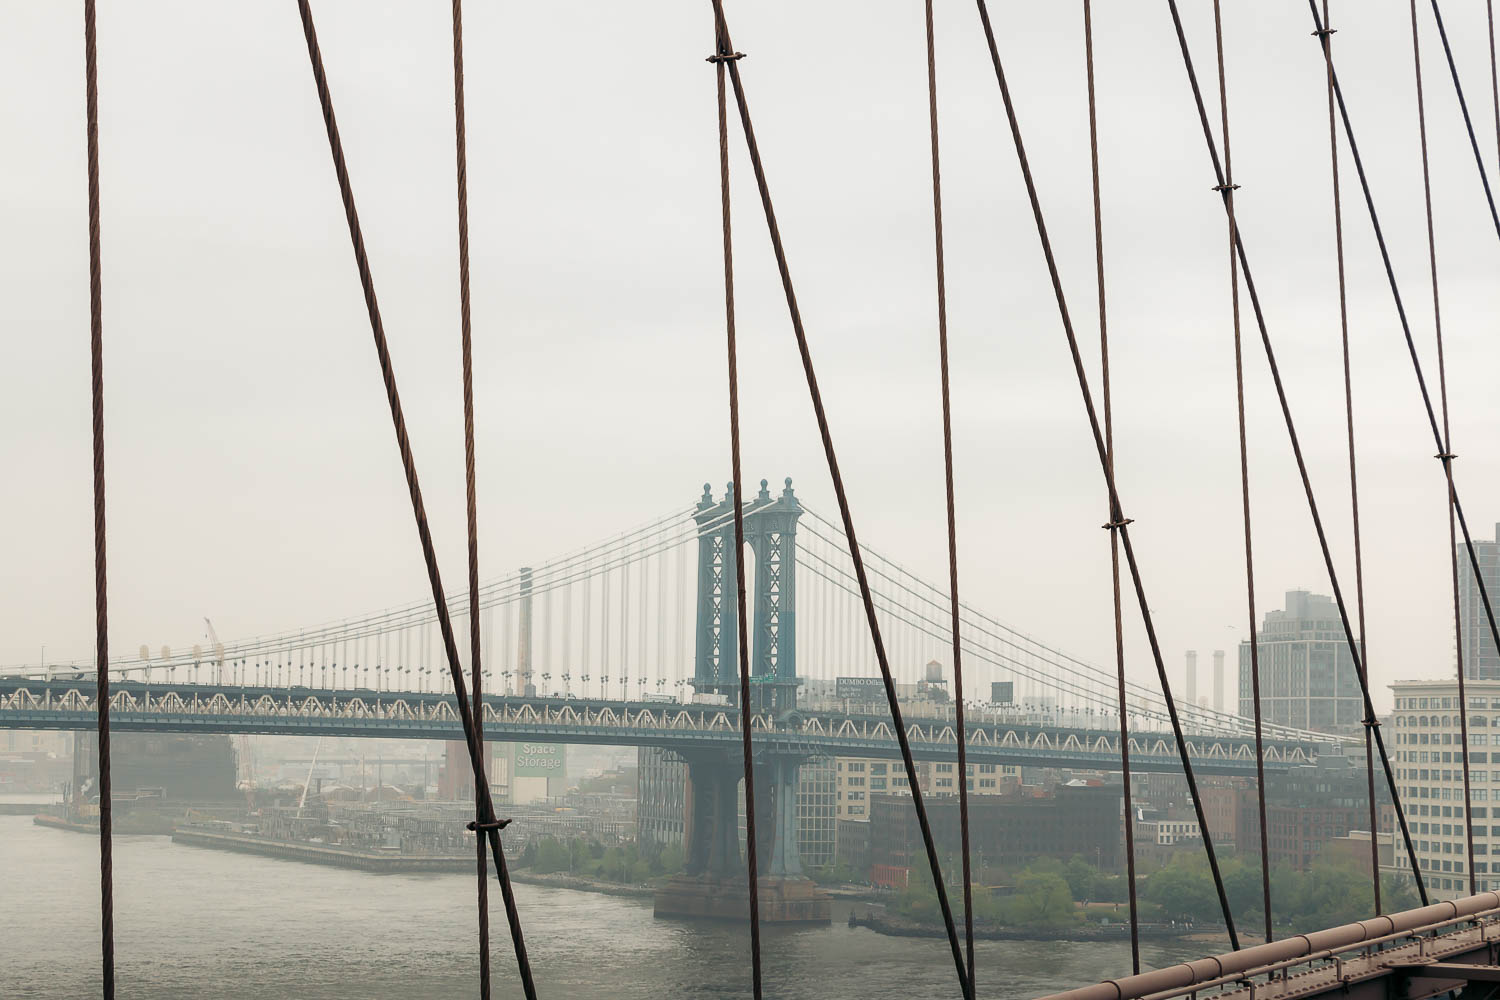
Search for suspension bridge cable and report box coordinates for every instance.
[83,0,115,992]
[920,0,974,989]
[448,0,494,989]
[292,3,536,995]
[1425,1,1500,243]
[1082,0,1140,969]
[1304,2,1500,891]
[704,1,970,991]
[795,519,1328,742]
[1408,0,1479,897]
[1318,0,1382,915]
[1491,2,1500,168]
[708,21,764,996]
[1210,0,1273,943]
[1304,0,1500,708]
[1165,0,1428,904]
[971,0,1240,947]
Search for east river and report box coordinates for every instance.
[1,804,1201,999]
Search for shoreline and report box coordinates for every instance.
[848,909,1197,943]
[170,827,476,872]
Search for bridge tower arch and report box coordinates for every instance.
[692,478,802,713]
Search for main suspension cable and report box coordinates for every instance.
[708,20,764,999]
[1210,0,1273,943]
[1082,0,1140,969]
[1408,0,1478,896]
[84,0,116,993]
[921,0,974,990]
[704,1,970,992]
[1166,0,1428,903]
[293,2,536,995]
[971,0,1239,949]
[1318,0,1382,914]
[448,0,494,990]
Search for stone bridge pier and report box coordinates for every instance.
[653,749,830,923]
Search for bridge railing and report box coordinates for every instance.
[1038,891,1500,1000]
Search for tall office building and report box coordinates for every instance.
[1238,590,1363,735]
[1389,678,1500,899]
[1458,524,1500,680]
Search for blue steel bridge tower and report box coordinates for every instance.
[692,477,802,715]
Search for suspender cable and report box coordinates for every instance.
[703,2,971,993]
[293,4,537,996]
[1491,2,1500,167]
[449,0,495,990]
[1082,0,1140,971]
[1304,3,1500,843]
[1319,0,1382,914]
[921,1,974,991]
[1409,0,1478,896]
[971,0,1240,949]
[83,1,116,993]
[1209,0,1273,943]
[1165,0,1428,904]
[1424,2,1500,244]
[708,23,764,1000]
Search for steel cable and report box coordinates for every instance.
[704,1,971,991]
[709,21,764,999]
[84,0,116,993]
[1084,0,1140,968]
[448,0,494,991]
[1165,0,1428,903]
[972,0,1240,948]
[1424,1,1500,243]
[921,0,974,990]
[1408,0,1478,897]
[293,2,536,995]
[1209,0,1273,943]
[1318,0,1382,915]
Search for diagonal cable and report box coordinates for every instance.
[708,22,764,1000]
[1209,0,1274,942]
[705,0,971,992]
[294,2,536,994]
[971,0,1240,948]
[921,0,974,991]
[1081,0,1141,969]
[1165,0,1428,903]
[1318,0,1383,915]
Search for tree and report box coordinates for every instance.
[1003,871,1076,928]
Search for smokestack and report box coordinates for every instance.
[1213,650,1225,713]
[1185,651,1198,706]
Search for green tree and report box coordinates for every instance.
[1003,870,1076,928]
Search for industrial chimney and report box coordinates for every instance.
[1213,650,1226,713]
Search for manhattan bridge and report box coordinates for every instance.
[19,0,1500,998]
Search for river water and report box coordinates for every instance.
[1,806,1200,999]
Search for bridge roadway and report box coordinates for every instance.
[0,677,1324,774]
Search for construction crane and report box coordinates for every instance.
[204,617,254,797]
[202,617,225,685]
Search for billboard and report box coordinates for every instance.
[513,742,566,778]
[990,681,1014,705]
[836,676,885,701]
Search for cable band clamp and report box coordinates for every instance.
[1436,452,1458,462]
[706,52,746,64]
[1213,183,1242,193]
[1102,517,1135,531]
[467,818,513,832]
[1311,28,1337,39]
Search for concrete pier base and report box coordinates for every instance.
[653,874,831,924]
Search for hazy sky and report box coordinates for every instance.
[4,1,1499,713]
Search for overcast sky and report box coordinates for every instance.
[4,1,1499,713]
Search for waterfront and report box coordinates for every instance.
[0,812,1203,999]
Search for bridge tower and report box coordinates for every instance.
[692,477,801,714]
